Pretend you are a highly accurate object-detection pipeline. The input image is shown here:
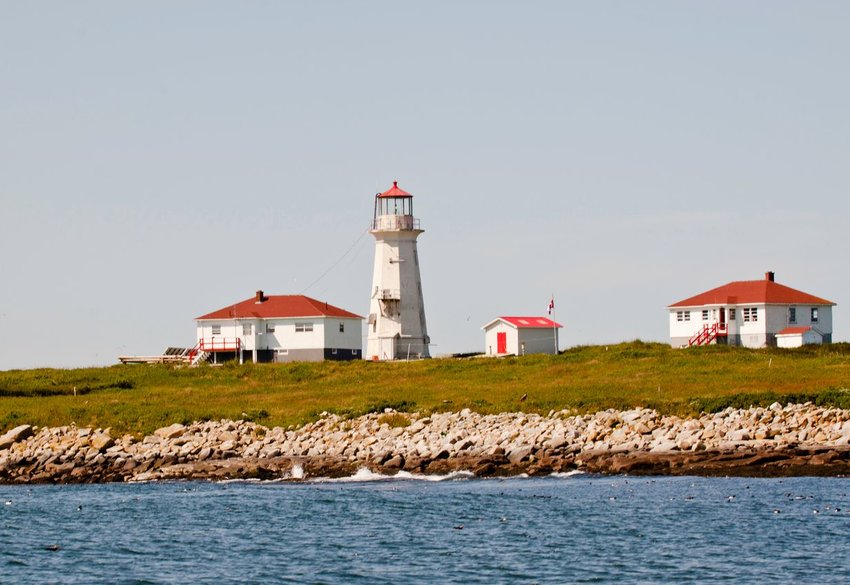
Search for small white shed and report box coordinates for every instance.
[481,316,563,357]
[776,326,823,348]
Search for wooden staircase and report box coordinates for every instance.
[688,322,728,347]
[186,338,241,366]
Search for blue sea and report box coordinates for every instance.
[2,472,849,584]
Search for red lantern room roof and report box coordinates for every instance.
[378,181,412,198]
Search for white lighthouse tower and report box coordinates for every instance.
[366,181,430,360]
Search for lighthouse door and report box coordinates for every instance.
[497,332,507,354]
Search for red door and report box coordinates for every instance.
[497,332,507,354]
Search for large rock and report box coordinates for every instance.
[0,425,34,450]
[155,424,186,440]
[90,433,114,453]
[507,445,533,465]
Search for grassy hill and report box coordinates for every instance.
[2,341,850,435]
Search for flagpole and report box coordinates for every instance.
[549,294,557,355]
[552,308,557,355]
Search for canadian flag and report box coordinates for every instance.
[547,297,554,315]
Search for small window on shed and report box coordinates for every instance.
[211,325,221,335]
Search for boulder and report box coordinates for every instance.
[90,433,115,453]
[154,424,186,440]
[383,454,405,469]
[649,440,678,453]
[0,425,34,450]
[507,445,533,465]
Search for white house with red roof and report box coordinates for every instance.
[193,291,363,364]
[481,317,563,357]
[668,272,835,349]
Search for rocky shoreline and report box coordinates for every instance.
[3,403,850,483]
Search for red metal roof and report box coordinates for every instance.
[197,294,363,321]
[499,316,563,329]
[669,277,835,308]
[377,181,412,198]
[777,326,814,336]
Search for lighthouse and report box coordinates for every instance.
[366,181,430,360]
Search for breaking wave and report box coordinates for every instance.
[311,468,476,483]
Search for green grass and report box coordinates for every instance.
[2,341,850,435]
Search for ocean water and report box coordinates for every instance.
[2,472,849,584]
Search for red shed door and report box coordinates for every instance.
[497,332,507,354]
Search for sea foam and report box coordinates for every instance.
[311,468,475,483]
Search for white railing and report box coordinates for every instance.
[371,215,420,231]
[377,289,401,300]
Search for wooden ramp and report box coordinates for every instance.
[118,347,190,365]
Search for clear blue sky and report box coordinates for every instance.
[1,2,848,369]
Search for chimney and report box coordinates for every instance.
[255,290,266,303]
[765,271,775,282]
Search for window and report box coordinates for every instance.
[743,307,758,322]
[266,323,276,333]
[676,311,690,322]
[242,323,252,335]
[295,322,313,333]
[352,349,359,356]
[331,348,338,355]
[811,307,819,323]
[729,308,736,320]
[277,349,288,355]
[211,325,221,335]
[789,307,796,324]
[701,310,710,321]
[339,322,345,333]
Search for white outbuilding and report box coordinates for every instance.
[775,326,823,349]
[668,272,835,349]
[482,316,563,357]
[193,291,363,364]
